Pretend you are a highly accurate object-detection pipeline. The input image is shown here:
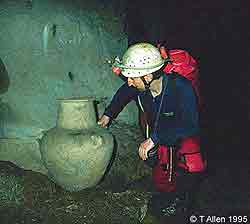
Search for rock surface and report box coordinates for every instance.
[0,138,47,175]
[0,0,137,141]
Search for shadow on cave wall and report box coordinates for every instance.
[0,58,10,94]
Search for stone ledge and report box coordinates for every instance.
[0,138,48,175]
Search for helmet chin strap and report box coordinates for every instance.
[140,76,153,91]
[141,73,162,91]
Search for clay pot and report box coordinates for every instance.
[40,97,114,192]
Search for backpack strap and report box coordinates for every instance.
[137,73,178,139]
[137,95,150,138]
[152,75,169,134]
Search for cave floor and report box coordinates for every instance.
[0,156,249,224]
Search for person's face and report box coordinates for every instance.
[127,74,153,91]
[127,77,145,91]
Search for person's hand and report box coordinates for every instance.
[138,138,155,161]
[97,115,110,128]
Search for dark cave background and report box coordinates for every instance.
[0,1,249,222]
[124,0,250,162]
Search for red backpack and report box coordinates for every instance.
[159,47,203,111]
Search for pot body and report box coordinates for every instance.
[40,97,114,191]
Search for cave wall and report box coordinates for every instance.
[0,0,137,140]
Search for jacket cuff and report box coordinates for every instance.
[103,110,113,120]
[150,132,159,145]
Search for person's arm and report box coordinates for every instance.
[104,82,140,120]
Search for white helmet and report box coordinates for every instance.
[116,43,165,78]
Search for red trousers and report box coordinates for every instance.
[152,136,206,192]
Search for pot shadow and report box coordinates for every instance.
[93,100,118,187]
[97,134,118,186]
